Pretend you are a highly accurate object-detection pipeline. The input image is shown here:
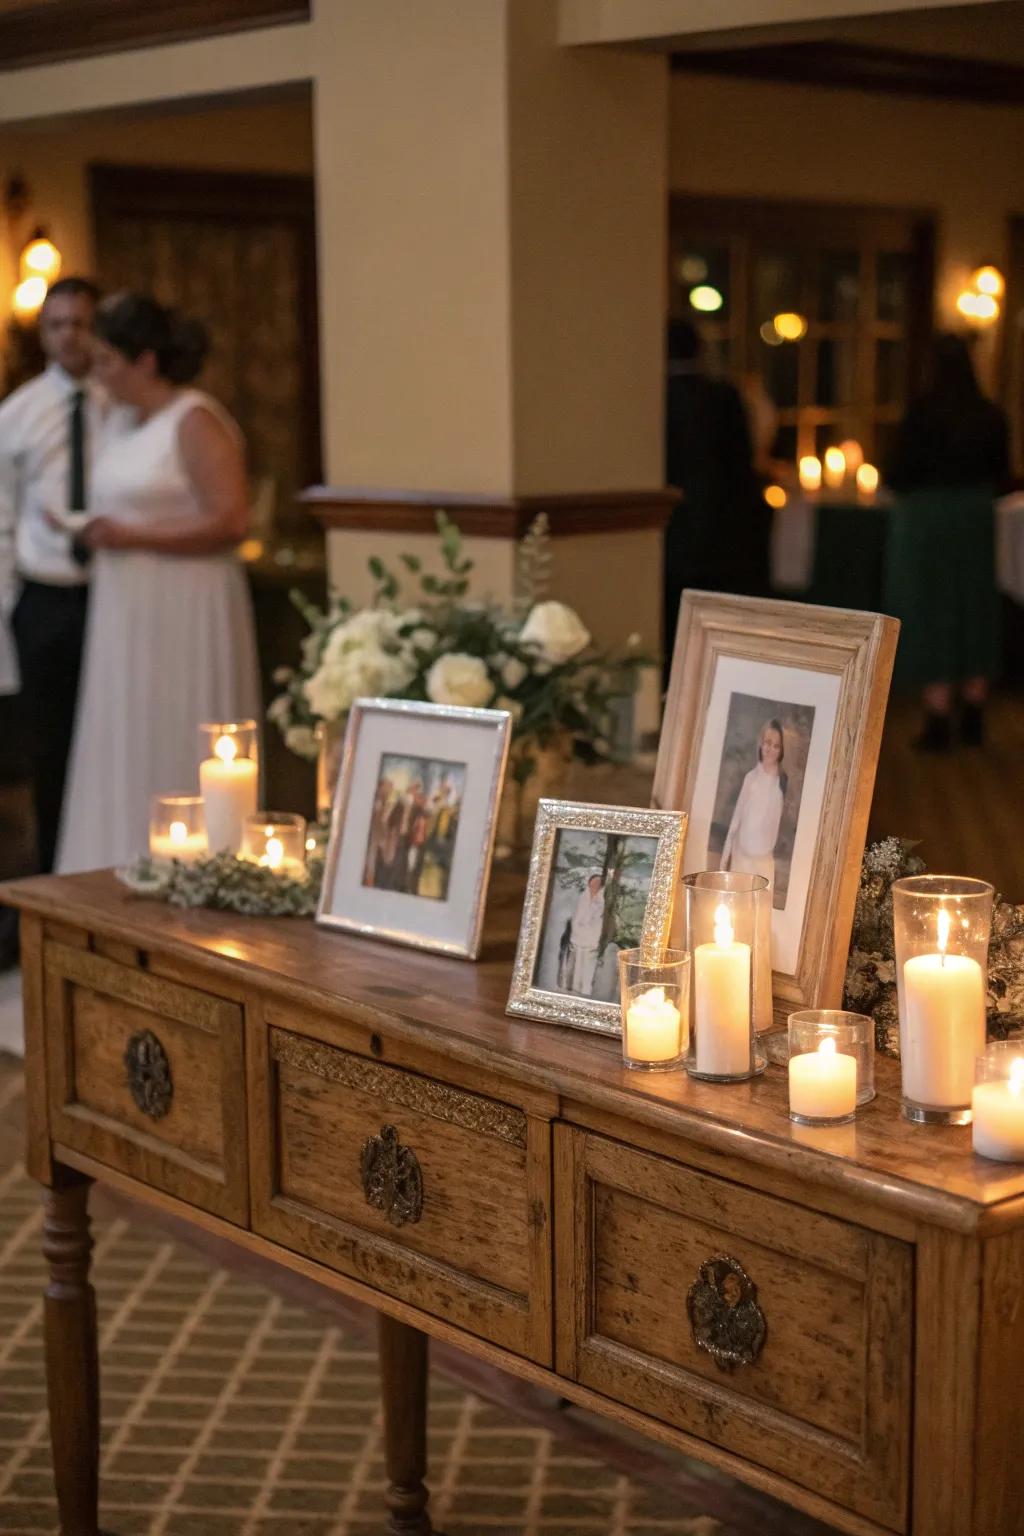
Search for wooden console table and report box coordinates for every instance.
[7,870,1024,1536]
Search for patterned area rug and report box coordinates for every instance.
[0,1059,833,1536]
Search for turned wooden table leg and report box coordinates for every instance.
[42,1174,107,1536]
[378,1314,434,1535]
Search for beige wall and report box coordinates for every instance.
[313,0,516,496]
[508,0,667,495]
[0,96,314,302]
[670,72,1024,333]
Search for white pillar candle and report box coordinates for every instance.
[150,819,207,863]
[902,910,986,1108]
[789,1037,857,1121]
[624,986,684,1063]
[694,904,751,1076]
[200,734,258,854]
[973,1059,1024,1162]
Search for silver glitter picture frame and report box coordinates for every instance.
[507,798,689,1036]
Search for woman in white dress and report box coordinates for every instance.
[721,718,787,892]
[58,294,260,872]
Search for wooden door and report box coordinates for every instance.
[90,162,321,535]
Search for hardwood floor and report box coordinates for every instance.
[868,692,1024,900]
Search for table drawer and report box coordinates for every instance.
[44,941,247,1222]
[251,1024,552,1364]
[556,1127,911,1531]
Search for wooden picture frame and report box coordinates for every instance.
[654,591,898,1025]
[507,799,688,1037]
[317,698,511,960]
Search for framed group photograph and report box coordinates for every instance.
[654,591,898,1024]
[507,800,688,1036]
[317,698,511,959]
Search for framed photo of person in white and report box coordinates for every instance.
[507,799,688,1036]
[654,592,898,1026]
[318,699,511,959]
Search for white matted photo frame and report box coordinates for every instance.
[507,799,689,1036]
[317,698,511,960]
[654,591,898,1025]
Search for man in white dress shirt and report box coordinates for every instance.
[0,276,103,879]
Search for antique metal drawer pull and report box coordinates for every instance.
[361,1124,424,1227]
[687,1254,766,1372]
[123,1029,173,1120]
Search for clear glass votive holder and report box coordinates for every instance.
[149,794,207,863]
[893,875,993,1125]
[618,949,690,1072]
[241,813,307,876]
[199,720,260,855]
[972,1041,1024,1163]
[682,872,767,1082]
[788,1011,874,1127]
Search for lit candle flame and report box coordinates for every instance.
[713,902,734,947]
[798,455,822,492]
[856,463,879,497]
[818,1037,837,1058]
[169,820,188,845]
[263,837,284,869]
[937,906,951,956]
[1009,1059,1024,1097]
[215,733,238,764]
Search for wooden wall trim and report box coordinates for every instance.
[300,486,680,540]
[0,0,309,72]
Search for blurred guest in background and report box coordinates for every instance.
[58,293,260,871]
[663,320,766,675]
[884,333,1010,751]
[0,277,104,881]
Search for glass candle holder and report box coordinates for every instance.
[682,872,767,1082]
[149,794,207,863]
[618,949,690,1072]
[893,875,993,1124]
[972,1041,1024,1163]
[241,813,307,877]
[788,1011,874,1126]
[199,720,259,855]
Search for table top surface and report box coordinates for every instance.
[9,867,1024,1227]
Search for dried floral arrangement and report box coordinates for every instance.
[845,837,1024,1056]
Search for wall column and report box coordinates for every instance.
[311,0,670,650]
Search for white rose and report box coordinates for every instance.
[285,724,319,758]
[303,663,349,721]
[426,653,494,709]
[500,656,528,690]
[408,627,437,651]
[520,601,590,666]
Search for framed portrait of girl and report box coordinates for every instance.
[654,591,898,1027]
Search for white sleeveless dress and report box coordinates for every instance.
[57,390,261,872]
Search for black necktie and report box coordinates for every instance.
[69,390,90,568]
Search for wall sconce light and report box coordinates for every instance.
[12,274,48,321]
[957,264,1004,327]
[21,230,61,282]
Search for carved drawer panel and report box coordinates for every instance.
[44,941,247,1222]
[250,1026,552,1363]
[556,1128,912,1532]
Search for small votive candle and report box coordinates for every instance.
[241,813,307,877]
[618,949,690,1072]
[972,1043,1024,1162]
[788,1011,873,1126]
[893,876,992,1124]
[798,455,822,493]
[823,446,846,489]
[856,463,879,499]
[149,795,207,863]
